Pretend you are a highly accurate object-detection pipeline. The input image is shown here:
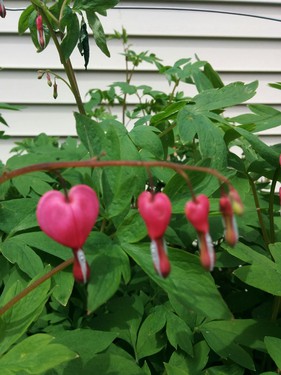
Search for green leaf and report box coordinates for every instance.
[0,334,77,375]
[0,266,51,355]
[136,306,167,359]
[84,350,144,375]
[91,295,144,347]
[86,12,110,56]
[0,198,38,234]
[12,172,53,197]
[122,243,232,320]
[52,269,74,306]
[129,126,164,159]
[264,336,281,369]
[87,243,128,313]
[60,8,79,60]
[150,101,187,125]
[194,81,258,111]
[200,319,281,370]
[234,126,279,167]
[18,5,34,34]
[53,329,117,364]
[204,364,244,375]
[223,243,281,295]
[165,342,210,375]
[1,237,44,278]
[166,311,193,355]
[14,232,70,260]
[73,0,119,13]
[178,109,227,170]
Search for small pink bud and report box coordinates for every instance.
[185,194,210,233]
[72,248,90,284]
[229,188,244,215]
[150,238,171,278]
[0,0,6,18]
[36,14,46,49]
[279,154,281,166]
[198,232,215,271]
[36,184,99,249]
[46,72,52,87]
[220,195,239,247]
[138,191,171,239]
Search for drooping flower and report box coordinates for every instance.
[229,187,244,216]
[0,0,6,18]
[36,14,46,49]
[36,185,99,283]
[138,191,172,277]
[185,194,215,271]
[220,194,239,247]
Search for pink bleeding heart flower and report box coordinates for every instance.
[36,14,46,49]
[185,194,210,233]
[220,194,239,247]
[185,194,215,271]
[138,191,171,239]
[73,249,91,284]
[0,0,6,18]
[138,191,172,277]
[37,184,99,249]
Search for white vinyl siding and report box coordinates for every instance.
[1,0,281,160]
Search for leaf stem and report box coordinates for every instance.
[269,167,280,243]
[0,257,74,316]
[248,175,270,247]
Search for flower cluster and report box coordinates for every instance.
[36,184,242,282]
[139,188,242,276]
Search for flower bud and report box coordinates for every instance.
[220,194,239,247]
[36,14,46,49]
[229,188,244,215]
[53,78,58,99]
[0,0,6,18]
[46,72,52,87]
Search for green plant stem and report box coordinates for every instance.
[32,1,86,115]
[0,257,74,317]
[0,159,232,188]
[269,167,280,243]
[248,175,270,247]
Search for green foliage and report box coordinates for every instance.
[2,3,281,373]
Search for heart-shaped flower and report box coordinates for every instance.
[36,184,99,249]
[138,191,171,239]
[185,194,210,233]
[220,194,239,247]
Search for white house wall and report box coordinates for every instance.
[1,0,281,161]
